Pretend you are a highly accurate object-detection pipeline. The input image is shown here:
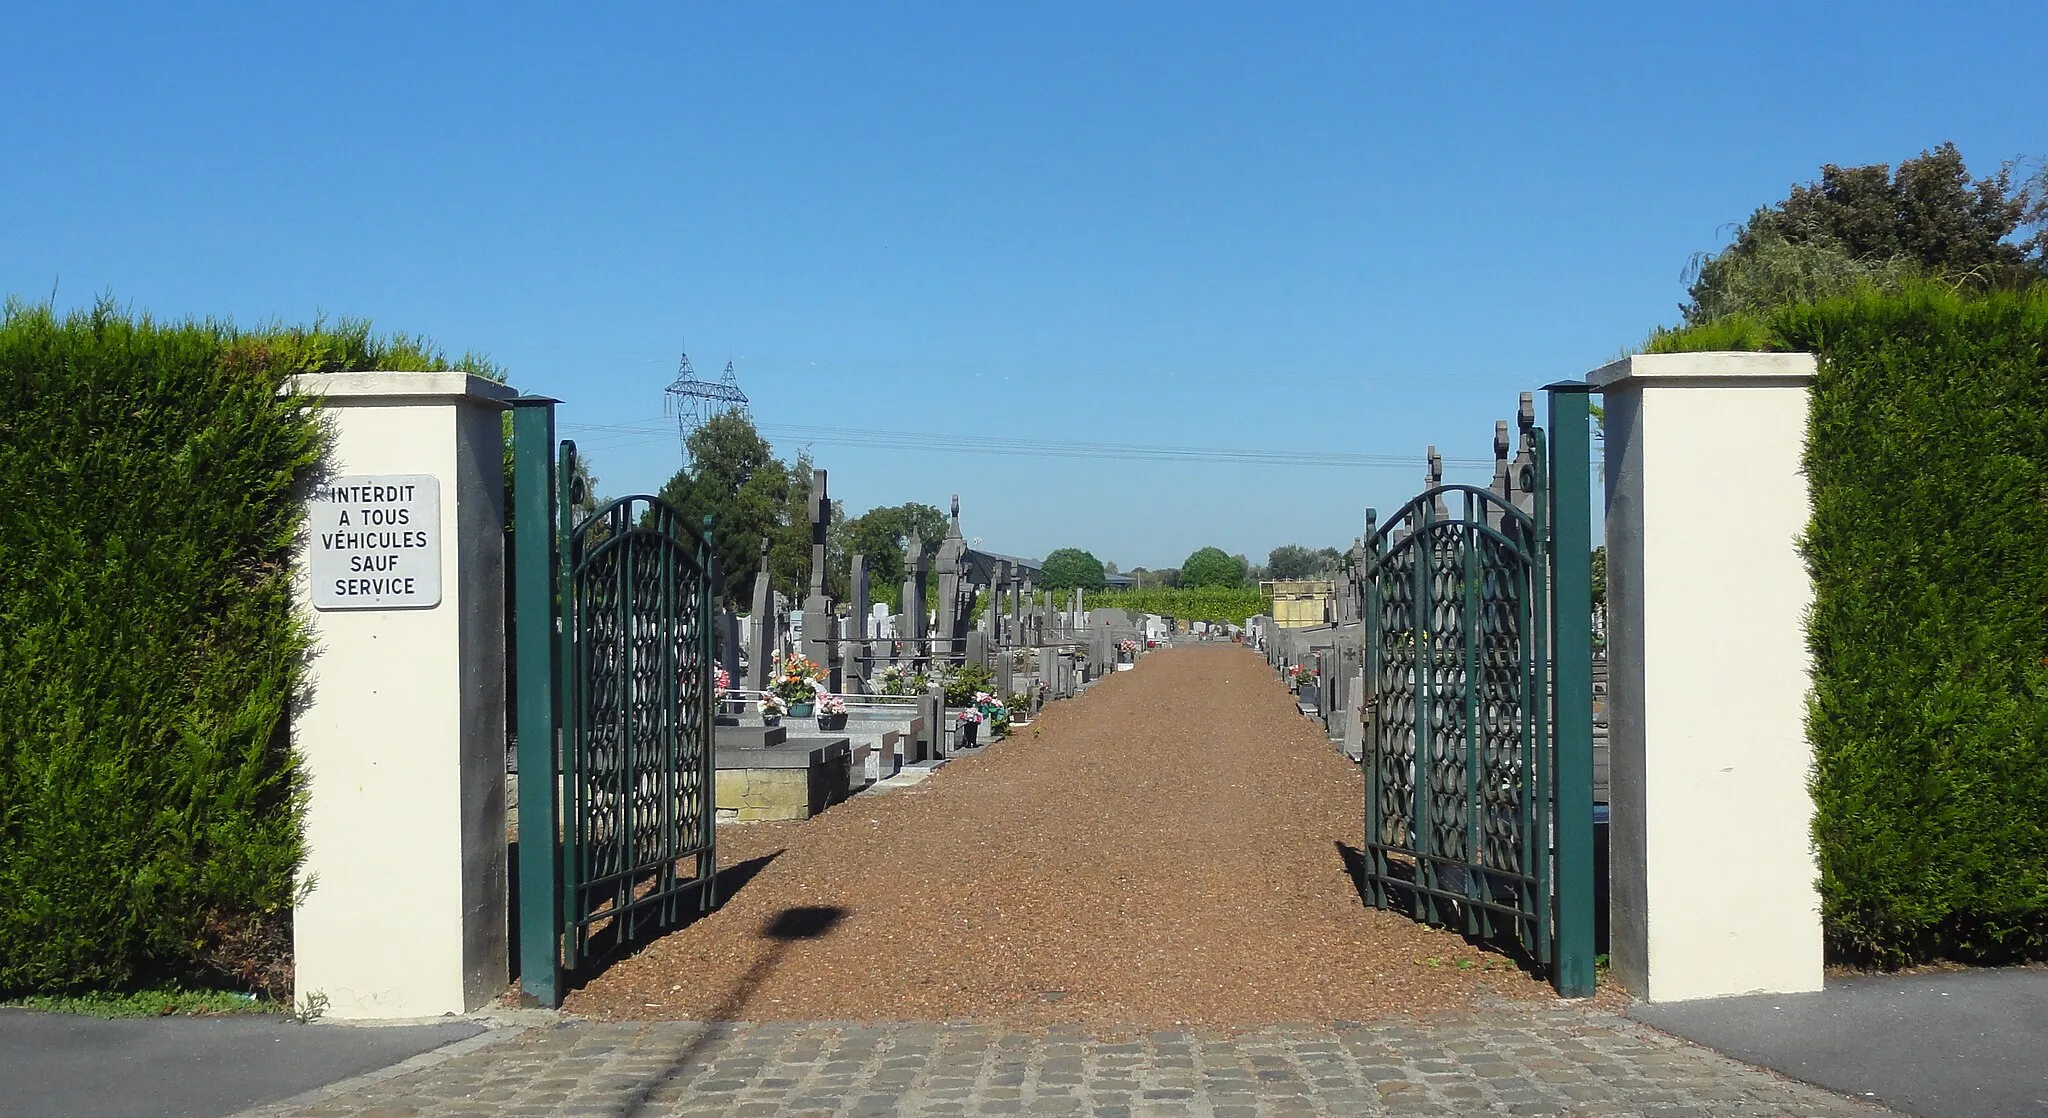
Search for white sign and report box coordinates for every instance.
[309,474,442,610]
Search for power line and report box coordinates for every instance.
[561,417,1495,471]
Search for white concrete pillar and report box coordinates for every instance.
[286,372,516,1019]
[1592,352,1822,1002]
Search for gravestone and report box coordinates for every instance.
[847,553,871,693]
[716,607,741,708]
[746,539,774,693]
[904,530,929,665]
[800,470,841,692]
[934,496,965,663]
[1006,564,1023,646]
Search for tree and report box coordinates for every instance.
[1181,546,1246,589]
[836,500,947,610]
[1040,548,1106,592]
[655,412,792,609]
[2025,158,2048,268]
[1684,143,2039,324]
[1266,544,1326,579]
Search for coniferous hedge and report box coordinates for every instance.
[1651,283,2048,965]
[0,301,488,995]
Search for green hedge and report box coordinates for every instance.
[1092,586,1265,626]
[1651,283,2048,965]
[0,301,488,995]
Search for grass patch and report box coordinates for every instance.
[4,987,274,1018]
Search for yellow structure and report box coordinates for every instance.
[715,768,816,822]
[1263,579,1336,628]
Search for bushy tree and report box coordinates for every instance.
[836,501,946,610]
[1180,546,1246,589]
[655,412,792,609]
[1040,548,1106,592]
[1266,544,1343,579]
[1685,144,2040,324]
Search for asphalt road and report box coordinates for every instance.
[1631,967,2048,1118]
[0,1008,482,1118]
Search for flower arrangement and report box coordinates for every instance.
[957,707,983,725]
[1290,663,1317,685]
[973,690,1009,732]
[872,664,928,697]
[760,691,788,717]
[714,665,732,694]
[1117,638,1139,654]
[816,691,847,716]
[769,653,827,706]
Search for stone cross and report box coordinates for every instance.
[801,470,841,690]
[1426,445,1447,517]
[807,469,830,599]
[904,529,929,663]
[1507,392,1539,537]
[934,495,965,664]
[1486,419,1513,532]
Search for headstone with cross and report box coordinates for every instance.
[801,470,841,692]
[934,495,965,664]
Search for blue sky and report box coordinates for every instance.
[5,3,2042,568]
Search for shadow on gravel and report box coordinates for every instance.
[614,905,850,1118]
[1334,841,1547,981]
[562,850,788,995]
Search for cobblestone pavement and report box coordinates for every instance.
[250,1005,1886,1117]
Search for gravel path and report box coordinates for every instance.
[563,646,1553,1027]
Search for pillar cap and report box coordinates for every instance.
[283,371,521,408]
[1587,351,1816,391]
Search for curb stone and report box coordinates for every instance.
[228,1024,531,1117]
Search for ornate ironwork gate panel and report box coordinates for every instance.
[1360,389,1596,995]
[556,443,718,971]
[1363,483,1550,962]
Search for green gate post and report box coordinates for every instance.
[1545,383,1597,997]
[511,398,562,1007]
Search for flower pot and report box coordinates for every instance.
[787,701,815,718]
[816,712,847,731]
[957,721,980,749]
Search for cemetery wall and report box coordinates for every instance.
[0,303,490,996]
[1651,282,2048,965]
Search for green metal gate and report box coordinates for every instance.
[511,405,719,1005]
[1360,386,1597,997]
